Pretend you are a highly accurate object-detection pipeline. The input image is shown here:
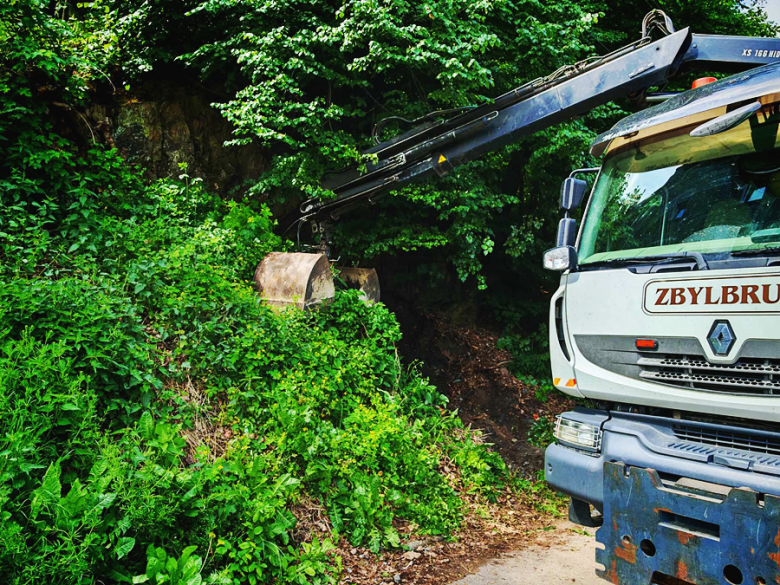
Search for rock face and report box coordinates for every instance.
[87,76,266,196]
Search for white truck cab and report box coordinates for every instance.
[544,64,780,585]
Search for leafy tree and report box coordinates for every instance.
[65,0,776,293]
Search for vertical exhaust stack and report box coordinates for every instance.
[254,252,335,310]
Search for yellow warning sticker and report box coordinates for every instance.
[437,154,447,163]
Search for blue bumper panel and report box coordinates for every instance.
[545,411,780,511]
[545,443,604,507]
[597,462,780,585]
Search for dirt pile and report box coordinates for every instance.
[393,308,574,477]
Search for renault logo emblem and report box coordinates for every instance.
[708,320,736,356]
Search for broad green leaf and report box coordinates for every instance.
[146,556,164,580]
[31,462,61,518]
[115,537,136,560]
[165,556,178,580]
[139,411,154,441]
[95,492,117,510]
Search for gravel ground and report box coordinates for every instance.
[452,522,603,585]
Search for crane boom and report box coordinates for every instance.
[299,17,780,224]
[257,11,780,310]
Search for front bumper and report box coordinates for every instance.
[546,410,780,585]
[545,410,780,510]
[597,462,780,585]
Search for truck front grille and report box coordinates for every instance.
[672,423,780,456]
[639,354,780,395]
[574,335,780,397]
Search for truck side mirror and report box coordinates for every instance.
[556,217,577,248]
[560,178,588,211]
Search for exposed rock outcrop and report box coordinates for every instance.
[86,76,266,197]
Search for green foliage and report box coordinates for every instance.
[497,324,561,402]
[498,325,550,381]
[178,0,502,199]
[134,545,215,585]
[76,0,778,371]
[527,417,556,449]
[514,470,568,517]
[143,0,775,291]
[92,0,614,287]
[0,4,512,582]
[2,0,778,582]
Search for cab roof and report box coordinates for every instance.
[591,62,780,157]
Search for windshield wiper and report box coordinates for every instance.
[730,246,780,257]
[582,251,709,271]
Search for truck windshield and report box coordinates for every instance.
[578,111,780,265]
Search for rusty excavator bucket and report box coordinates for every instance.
[254,252,334,310]
[254,252,380,310]
[339,267,381,303]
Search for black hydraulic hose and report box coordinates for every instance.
[371,106,477,145]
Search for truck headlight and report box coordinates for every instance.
[543,246,577,272]
[554,415,602,453]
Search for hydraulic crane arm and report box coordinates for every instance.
[298,11,780,226]
[255,12,780,310]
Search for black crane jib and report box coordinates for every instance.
[298,23,780,224]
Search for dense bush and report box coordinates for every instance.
[0,132,509,584]
[0,4,512,582]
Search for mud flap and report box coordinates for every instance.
[597,462,780,585]
[570,497,602,528]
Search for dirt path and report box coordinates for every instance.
[452,522,602,585]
